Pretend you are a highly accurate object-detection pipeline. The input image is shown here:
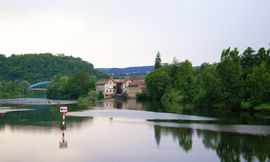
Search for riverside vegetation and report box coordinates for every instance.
[0,53,107,99]
[46,72,104,105]
[144,47,270,111]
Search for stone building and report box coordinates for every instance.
[95,76,117,97]
[126,78,146,98]
[96,75,145,98]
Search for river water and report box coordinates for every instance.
[0,99,270,162]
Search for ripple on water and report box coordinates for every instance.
[68,108,270,136]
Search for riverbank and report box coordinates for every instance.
[0,98,77,105]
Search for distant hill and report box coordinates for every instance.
[0,53,107,83]
[97,66,154,77]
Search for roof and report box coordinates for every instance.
[129,79,145,86]
[96,79,110,85]
[130,77,145,81]
[96,77,145,86]
[113,79,124,84]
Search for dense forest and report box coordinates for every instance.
[144,47,270,111]
[0,53,107,83]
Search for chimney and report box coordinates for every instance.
[109,74,113,80]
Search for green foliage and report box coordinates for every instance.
[47,72,96,100]
[193,63,222,107]
[0,80,31,98]
[78,90,103,106]
[145,68,170,100]
[146,46,270,111]
[97,91,104,100]
[154,51,162,69]
[136,92,150,101]
[0,53,107,83]
[47,76,68,99]
[245,63,270,106]
[161,89,183,105]
[240,101,252,110]
[65,72,96,99]
[77,97,94,106]
[217,48,242,108]
[87,90,98,101]
[175,60,195,102]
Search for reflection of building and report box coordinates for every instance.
[96,75,145,98]
[122,99,143,110]
[98,99,143,110]
[103,99,115,108]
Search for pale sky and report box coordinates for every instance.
[0,0,269,68]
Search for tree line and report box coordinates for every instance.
[0,80,30,98]
[145,47,270,111]
[0,53,107,84]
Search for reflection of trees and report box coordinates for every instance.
[0,105,92,130]
[154,126,193,152]
[197,130,270,162]
[154,126,161,146]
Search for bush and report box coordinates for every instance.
[97,91,104,100]
[78,97,93,106]
[161,89,183,105]
[136,92,150,101]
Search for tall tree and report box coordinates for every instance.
[240,47,256,77]
[194,63,221,107]
[217,48,242,108]
[145,68,170,100]
[174,60,195,102]
[154,51,162,69]
[246,63,270,106]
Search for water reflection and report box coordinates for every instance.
[154,126,193,152]
[197,129,270,162]
[59,114,68,149]
[97,99,143,110]
[0,104,92,130]
[153,125,270,162]
[1,102,270,161]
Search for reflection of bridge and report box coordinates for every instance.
[30,81,51,91]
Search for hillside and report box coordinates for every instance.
[97,66,154,77]
[0,53,107,83]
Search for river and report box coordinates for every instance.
[0,98,269,162]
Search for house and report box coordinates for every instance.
[95,76,117,97]
[96,75,145,98]
[126,78,146,98]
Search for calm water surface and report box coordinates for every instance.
[0,99,270,162]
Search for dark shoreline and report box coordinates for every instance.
[0,98,77,105]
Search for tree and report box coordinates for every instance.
[47,76,68,99]
[0,53,107,83]
[255,48,268,65]
[217,48,242,108]
[65,72,96,99]
[240,47,256,78]
[193,63,221,107]
[154,51,162,69]
[246,63,270,106]
[145,68,170,100]
[174,60,195,102]
[17,80,31,94]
